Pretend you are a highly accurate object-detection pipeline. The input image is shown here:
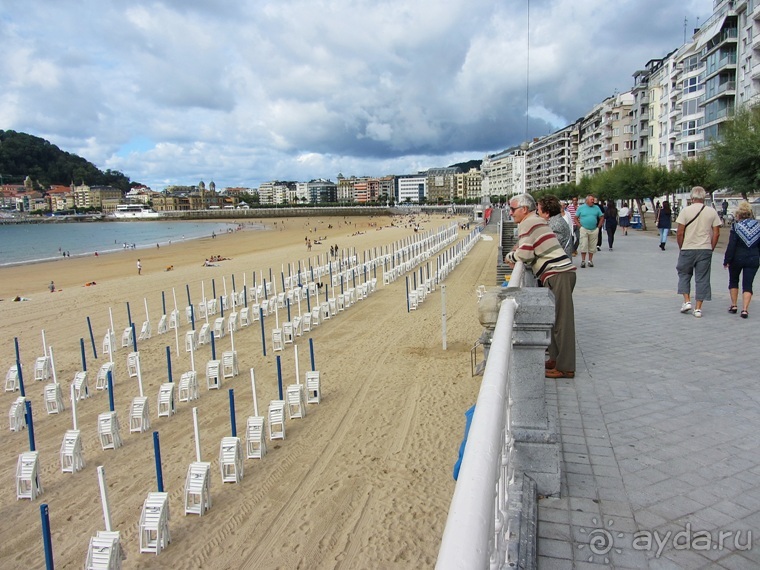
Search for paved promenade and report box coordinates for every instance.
[537,228,760,569]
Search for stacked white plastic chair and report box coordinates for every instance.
[206,360,222,390]
[272,329,284,352]
[157,314,168,335]
[16,451,42,500]
[213,317,226,339]
[185,330,197,352]
[286,384,306,419]
[139,492,170,554]
[178,371,199,402]
[219,437,244,483]
[103,329,116,357]
[222,351,238,379]
[184,462,212,516]
[60,430,85,473]
[129,397,150,433]
[306,371,322,404]
[157,383,175,418]
[98,411,123,450]
[185,408,212,516]
[34,355,50,382]
[5,365,20,392]
[73,371,90,400]
[121,327,133,348]
[127,352,140,378]
[268,400,286,441]
[246,370,267,459]
[44,383,65,414]
[9,397,26,431]
[95,360,113,390]
[197,323,211,346]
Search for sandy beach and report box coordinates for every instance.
[0,213,498,569]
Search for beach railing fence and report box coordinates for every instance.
[437,261,560,569]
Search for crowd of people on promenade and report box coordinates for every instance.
[504,186,759,380]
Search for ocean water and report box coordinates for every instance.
[0,221,259,266]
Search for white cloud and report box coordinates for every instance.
[0,0,715,189]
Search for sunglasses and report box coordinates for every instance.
[509,205,523,212]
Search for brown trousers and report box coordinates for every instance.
[544,271,576,372]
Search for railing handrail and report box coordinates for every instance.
[436,272,522,569]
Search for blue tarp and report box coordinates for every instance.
[453,404,475,480]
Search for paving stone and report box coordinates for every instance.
[536,231,760,569]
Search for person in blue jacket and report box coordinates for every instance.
[723,201,760,318]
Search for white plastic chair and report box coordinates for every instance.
[127,352,140,378]
[9,396,26,432]
[129,397,150,433]
[245,416,267,459]
[283,322,294,345]
[268,400,286,440]
[16,451,42,500]
[44,383,65,414]
[85,531,125,570]
[73,371,90,400]
[96,362,114,391]
[185,330,198,352]
[206,360,221,390]
[213,317,226,339]
[197,323,211,346]
[157,315,168,335]
[219,437,244,483]
[184,462,212,516]
[139,492,170,554]
[228,311,238,333]
[121,327,133,348]
[302,312,312,332]
[272,329,284,352]
[286,384,306,419]
[157,383,175,417]
[103,330,116,357]
[98,411,123,450]
[34,356,50,382]
[222,351,238,379]
[178,371,199,402]
[169,309,180,330]
[5,365,19,392]
[239,307,251,327]
[60,429,84,473]
[306,371,321,404]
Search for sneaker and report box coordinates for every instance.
[597,246,601,251]
[693,309,702,318]
[609,247,613,251]
[580,262,586,268]
[680,302,692,313]
[588,261,594,267]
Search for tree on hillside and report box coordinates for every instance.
[709,104,760,199]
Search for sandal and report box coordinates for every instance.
[729,306,738,314]
[741,310,749,319]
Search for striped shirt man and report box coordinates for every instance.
[505,213,576,283]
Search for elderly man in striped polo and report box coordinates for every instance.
[505,193,577,379]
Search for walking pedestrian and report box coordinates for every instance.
[619,202,631,235]
[137,259,142,275]
[566,196,580,255]
[676,186,721,318]
[603,200,618,251]
[656,200,672,250]
[575,195,603,268]
[723,201,760,318]
[505,194,576,379]
[595,198,606,251]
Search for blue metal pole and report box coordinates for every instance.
[187,284,195,330]
[229,389,237,437]
[86,316,98,359]
[211,331,216,361]
[260,308,266,356]
[26,400,36,451]
[14,337,26,398]
[40,504,54,570]
[276,356,283,400]
[287,299,291,322]
[166,346,173,383]
[131,322,138,352]
[309,337,316,371]
[405,277,410,313]
[263,279,268,300]
[126,301,132,327]
[107,371,115,412]
[80,338,87,372]
[220,296,224,318]
[153,431,164,492]
[281,271,285,293]
[161,291,166,315]
[212,278,216,299]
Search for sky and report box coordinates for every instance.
[0,0,716,191]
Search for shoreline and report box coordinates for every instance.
[0,219,264,270]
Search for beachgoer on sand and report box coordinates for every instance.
[49,281,55,293]
[137,259,142,275]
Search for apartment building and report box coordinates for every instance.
[480,148,525,196]
[454,168,483,202]
[578,92,635,178]
[426,167,460,203]
[525,122,580,192]
[396,173,427,203]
